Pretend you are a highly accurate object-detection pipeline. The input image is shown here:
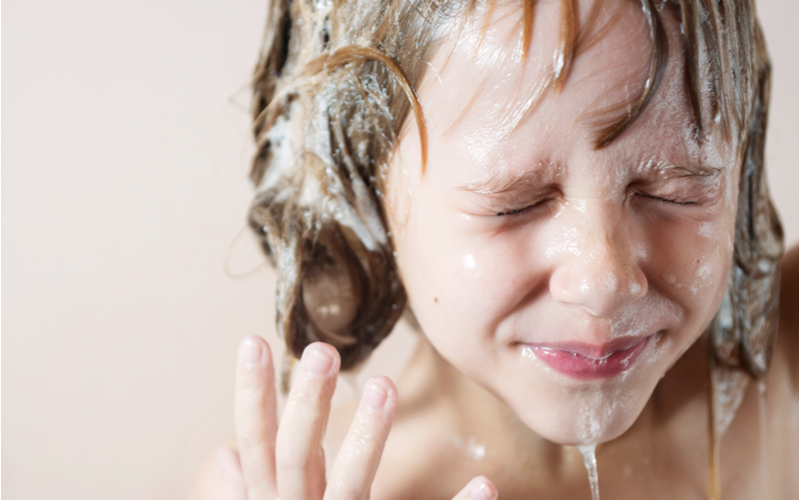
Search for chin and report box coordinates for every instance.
[503,371,658,446]
[521,397,646,446]
[530,409,639,446]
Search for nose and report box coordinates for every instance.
[548,228,648,318]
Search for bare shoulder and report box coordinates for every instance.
[777,244,798,391]
[326,391,456,500]
[741,243,800,499]
[371,410,477,500]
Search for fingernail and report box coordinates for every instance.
[303,345,334,376]
[363,380,388,410]
[238,337,263,369]
[469,478,497,500]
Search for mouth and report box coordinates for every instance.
[523,334,654,380]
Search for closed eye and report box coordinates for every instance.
[496,197,556,217]
[636,192,695,206]
[497,206,533,216]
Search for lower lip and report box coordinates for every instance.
[526,337,651,380]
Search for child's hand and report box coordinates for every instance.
[223,335,498,500]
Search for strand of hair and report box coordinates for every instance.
[594,0,667,148]
[303,45,428,174]
[553,0,576,90]
[522,0,535,60]
[680,0,705,139]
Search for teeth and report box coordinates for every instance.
[535,340,644,361]
[572,350,617,362]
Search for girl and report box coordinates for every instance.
[194,0,797,498]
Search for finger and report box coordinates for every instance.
[275,342,340,500]
[451,476,498,500]
[323,376,397,500]
[216,447,248,500]
[234,336,278,500]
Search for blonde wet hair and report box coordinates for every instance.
[246,2,782,491]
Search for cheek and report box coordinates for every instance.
[646,212,735,325]
[390,200,530,363]
[394,216,495,336]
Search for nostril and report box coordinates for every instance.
[627,267,648,301]
[549,258,648,316]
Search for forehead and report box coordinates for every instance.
[401,0,731,180]
[420,0,654,141]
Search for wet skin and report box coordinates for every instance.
[386,0,736,446]
[222,339,498,500]
[191,1,797,499]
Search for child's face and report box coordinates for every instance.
[386,1,737,445]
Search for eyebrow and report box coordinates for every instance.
[643,161,723,180]
[457,160,722,196]
[457,161,563,196]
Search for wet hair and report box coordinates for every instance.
[247,1,783,495]
[248,0,781,366]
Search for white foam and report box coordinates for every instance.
[697,221,715,238]
[463,253,476,270]
[448,435,487,461]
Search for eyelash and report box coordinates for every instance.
[496,198,553,217]
[496,206,532,217]
[641,193,695,206]
[496,193,694,216]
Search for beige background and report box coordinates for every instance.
[3,1,797,499]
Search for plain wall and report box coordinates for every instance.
[3,1,797,499]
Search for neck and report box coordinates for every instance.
[393,330,711,462]
[387,328,713,496]
[395,335,581,475]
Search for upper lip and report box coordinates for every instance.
[526,335,651,360]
